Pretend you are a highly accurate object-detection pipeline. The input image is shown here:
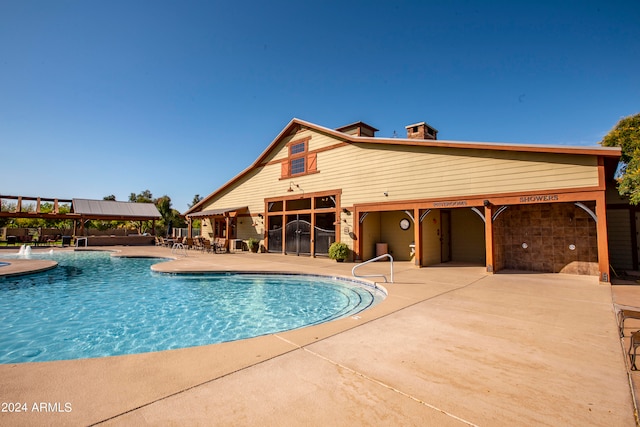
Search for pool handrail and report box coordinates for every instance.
[352,253,394,283]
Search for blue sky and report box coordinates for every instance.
[1,1,638,212]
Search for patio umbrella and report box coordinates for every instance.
[167,220,173,238]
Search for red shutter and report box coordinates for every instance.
[281,160,290,178]
[307,153,317,172]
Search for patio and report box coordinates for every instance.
[0,247,637,426]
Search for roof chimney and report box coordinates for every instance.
[336,121,379,137]
[405,122,438,140]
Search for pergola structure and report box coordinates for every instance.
[0,195,162,235]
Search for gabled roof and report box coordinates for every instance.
[184,118,622,215]
[73,199,162,219]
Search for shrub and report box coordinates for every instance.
[328,242,349,261]
[247,238,259,252]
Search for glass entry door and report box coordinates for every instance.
[267,216,283,253]
[314,212,336,256]
[285,214,311,256]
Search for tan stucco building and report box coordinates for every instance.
[185,118,626,282]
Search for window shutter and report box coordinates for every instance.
[281,161,290,178]
[307,152,317,172]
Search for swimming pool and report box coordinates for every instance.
[0,251,384,363]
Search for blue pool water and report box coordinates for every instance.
[0,251,384,364]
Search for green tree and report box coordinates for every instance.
[103,195,116,201]
[155,195,172,221]
[154,195,187,235]
[189,194,203,208]
[601,113,640,204]
[129,190,153,203]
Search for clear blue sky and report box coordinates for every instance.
[1,1,638,213]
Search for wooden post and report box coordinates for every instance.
[354,210,362,261]
[484,202,495,273]
[281,213,286,255]
[414,207,422,266]
[224,215,231,252]
[596,193,610,283]
[310,199,316,258]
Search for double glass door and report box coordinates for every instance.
[266,194,338,257]
[285,214,311,255]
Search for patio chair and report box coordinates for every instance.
[193,238,204,251]
[618,308,640,337]
[630,330,640,370]
[214,238,227,254]
[202,239,212,253]
[184,237,194,249]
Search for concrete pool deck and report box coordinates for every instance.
[0,246,639,426]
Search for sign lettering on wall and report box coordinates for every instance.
[519,194,559,203]
[433,201,467,207]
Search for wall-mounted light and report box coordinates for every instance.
[342,208,349,214]
[288,181,304,196]
[257,213,263,218]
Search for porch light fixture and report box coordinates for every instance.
[288,181,300,192]
[287,181,304,196]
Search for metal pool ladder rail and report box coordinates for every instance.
[171,242,188,257]
[352,253,394,283]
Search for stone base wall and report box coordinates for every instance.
[494,203,598,275]
[82,236,155,246]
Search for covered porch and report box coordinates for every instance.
[185,206,248,253]
[353,189,610,282]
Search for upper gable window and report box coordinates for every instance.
[290,142,306,155]
[281,137,317,179]
[290,157,305,175]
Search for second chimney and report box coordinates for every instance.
[405,122,438,140]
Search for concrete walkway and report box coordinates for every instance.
[0,247,637,426]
